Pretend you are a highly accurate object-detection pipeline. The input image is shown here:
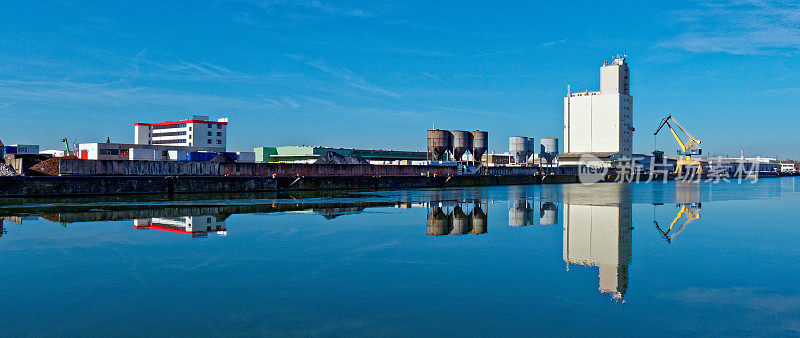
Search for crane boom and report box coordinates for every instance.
[654,115,703,174]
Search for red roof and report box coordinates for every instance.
[134,119,227,127]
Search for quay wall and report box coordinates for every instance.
[0,175,554,198]
[58,159,458,177]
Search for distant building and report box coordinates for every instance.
[780,162,796,174]
[134,115,227,151]
[564,56,634,159]
[254,146,427,163]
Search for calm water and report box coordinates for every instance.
[1,178,799,336]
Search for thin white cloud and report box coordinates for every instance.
[0,79,283,111]
[659,0,800,54]
[289,54,402,99]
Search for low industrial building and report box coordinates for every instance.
[254,146,428,163]
[780,162,796,174]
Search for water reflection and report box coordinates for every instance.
[560,184,633,300]
[134,215,228,238]
[654,182,703,243]
[426,204,488,236]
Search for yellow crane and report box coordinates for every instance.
[654,115,703,174]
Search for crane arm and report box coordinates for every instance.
[61,138,72,157]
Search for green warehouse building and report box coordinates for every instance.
[254,146,428,163]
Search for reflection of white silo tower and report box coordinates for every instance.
[508,187,534,226]
[539,202,558,225]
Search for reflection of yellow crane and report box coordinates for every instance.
[654,203,700,243]
[654,115,703,174]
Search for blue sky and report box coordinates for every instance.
[1,0,799,158]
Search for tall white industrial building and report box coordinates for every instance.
[563,56,633,158]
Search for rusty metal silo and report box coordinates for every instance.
[427,130,452,161]
[450,131,473,162]
[471,130,488,162]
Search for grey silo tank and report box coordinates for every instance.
[509,136,529,164]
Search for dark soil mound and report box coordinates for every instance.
[314,151,369,165]
[209,153,236,163]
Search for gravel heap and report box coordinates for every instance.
[29,156,77,176]
[314,151,369,165]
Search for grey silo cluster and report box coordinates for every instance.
[426,129,488,162]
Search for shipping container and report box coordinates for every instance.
[8,145,39,155]
[186,151,218,161]
[235,152,255,163]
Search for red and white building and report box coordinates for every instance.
[77,115,230,160]
[134,115,227,150]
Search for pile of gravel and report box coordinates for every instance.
[209,153,236,163]
[0,163,17,176]
[314,151,370,165]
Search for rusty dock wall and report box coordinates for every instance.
[0,160,581,198]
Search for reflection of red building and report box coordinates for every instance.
[134,216,227,238]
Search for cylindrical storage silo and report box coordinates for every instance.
[450,131,472,162]
[471,130,488,162]
[470,206,487,234]
[450,206,470,235]
[509,136,528,164]
[525,137,536,163]
[426,207,450,236]
[427,130,452,161]
[540,138,559,165]
[539,202,558,225]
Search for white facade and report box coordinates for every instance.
[564,56,633,158]
[77,142,223,160]
[134,115,227,151]
[780,162,796,173]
